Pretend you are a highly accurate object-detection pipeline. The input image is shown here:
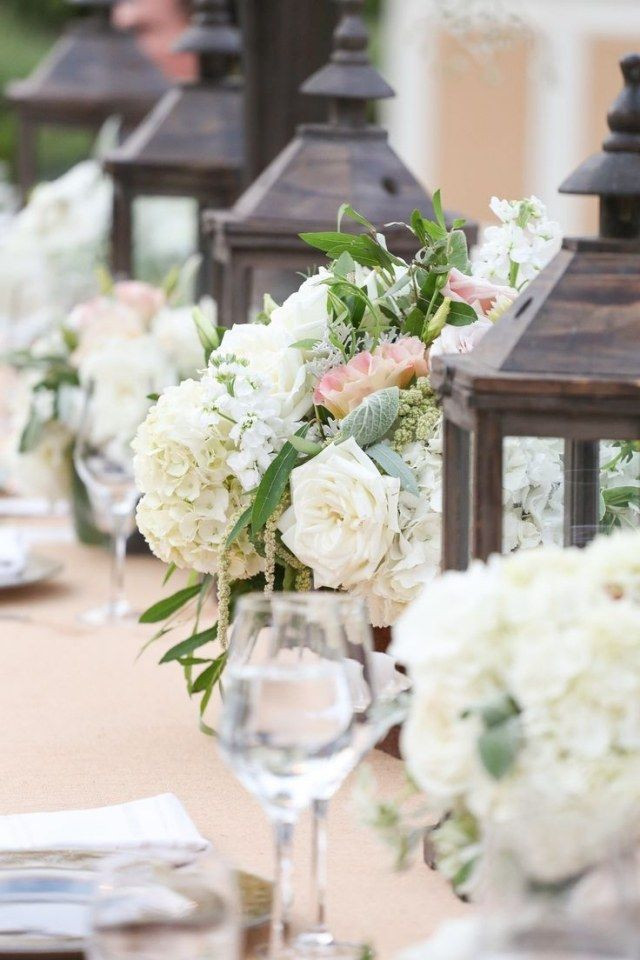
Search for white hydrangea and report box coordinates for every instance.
[393,531,640,882]
[133,378,262,579]
[473,196,562,289]
[133,357,300,577]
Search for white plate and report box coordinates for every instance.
[0,555,63,591]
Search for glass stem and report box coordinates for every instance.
[312,797,330,936]
[109,513,128,615]
[270,817,295,960]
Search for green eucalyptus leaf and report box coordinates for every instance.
[339,387,400,448]
[251,426,308,535]
[367,442,419,495]
[160,625,218,664]
[447,301,478,326]
[478,718,520,780]
[289,338,321,351]
[191,653,227,693]
[139,584,202,624]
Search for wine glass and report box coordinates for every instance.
[88,845,241,960]
[228,592,403,957]
[73,381,142,625]
[219,594,357,960]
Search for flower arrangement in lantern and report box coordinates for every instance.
[133,193,640,719]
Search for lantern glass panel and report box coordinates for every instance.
[132,196,198,284]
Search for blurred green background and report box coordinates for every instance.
[0,0,382,184]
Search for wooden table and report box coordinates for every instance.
[0,537,466,957]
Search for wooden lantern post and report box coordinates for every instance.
[104,0,244,293]
[206,0,476,328]
[5,0,168,197]
[431,54,640,571]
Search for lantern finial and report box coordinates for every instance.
[301,0,394,127]
[174,0,241,81]
[604,53,640,153]
[561,53,640,237]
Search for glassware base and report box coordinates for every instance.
[293,932,366,959]
[77,600,139,626]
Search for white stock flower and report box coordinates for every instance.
[279,437,400,589]
[473,196,561,288]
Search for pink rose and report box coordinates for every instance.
[442,267,516,318]
[114,281,165,324]
[314,336,428,419]
[68,297,146,363]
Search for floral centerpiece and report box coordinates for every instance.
[357,530,640,900]
[8,273,207,543]
[132,193,640,718]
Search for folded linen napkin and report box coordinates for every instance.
[0,794,205,852]
[0,528,26,579]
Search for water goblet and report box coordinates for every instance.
[73,381,143,625]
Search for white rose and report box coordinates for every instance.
[216,322,312,420]
[269,270,330,343]
[151,303,205,380]
[279,437,400,589]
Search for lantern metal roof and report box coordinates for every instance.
[6,0,167,129]
[104,0,243,203]
[430,54,640,568]
[207,0,475,326]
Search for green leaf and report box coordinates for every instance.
[139,584,202,624]
[404,306,426,338]
[447,230,471,274]
[447,301,478,326]
[333,251,356,278]
[289,338,321,351]
[251,426,308,536]
[478,719,520,780]
[146,393,160,402]
[159,625,218,663]
[301,232,402,272]
[192,653,228,695]
[19,407,44,454]
[96,263,114,295]
[432,189,446,229]
[410,209,427,245]
[61,326,79,353]
[226,506,252,548]
[163,563,177,586]
[367,442,419,495]
[339,388,400,448]
[192,306,219,364]
[337,204,376,233]
[288,435,324,457]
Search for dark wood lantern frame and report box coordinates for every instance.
[431,54,640,571]
[5,0,167,197]
[104,0,244,293]
[206,0,476,328]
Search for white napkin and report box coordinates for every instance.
[0,528,27,579]
[0,794,205,852]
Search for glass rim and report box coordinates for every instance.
[235,591,367,613]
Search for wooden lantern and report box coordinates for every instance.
[104,0,244,293]
[431,54,640,571]
[206,0,475,328]
[5,0,168,196]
